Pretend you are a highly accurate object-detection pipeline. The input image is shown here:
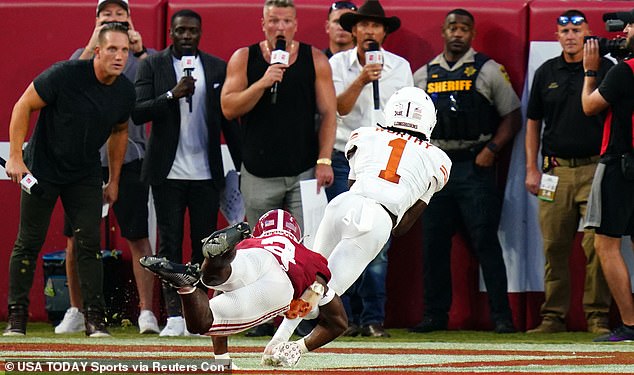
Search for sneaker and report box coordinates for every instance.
[593,325,634,342]
[160,316,185,337]
[271,341,302,367]
[494,319,517,334]
[54,307,85,334]
[587,315,611,335]
[342,323,360,337]
[361,323,391,337]
[84,308,110,338]
[139,256,200,288]
[3,305,27,336]
[201,222,251,258]
[138,310,159,334]
[408,316,448,333]
[527,317,566,334]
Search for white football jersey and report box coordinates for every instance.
[345,126,451,224]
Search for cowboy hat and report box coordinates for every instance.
[339,0,401,33]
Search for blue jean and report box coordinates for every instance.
[326,150,389,326]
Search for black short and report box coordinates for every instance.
[596,161,634,237]
[64,159,149,240]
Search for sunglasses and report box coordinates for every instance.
[329,1,357,14]
[557,15,585,26]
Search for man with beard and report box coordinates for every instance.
[410,8,521,334]
[325,0,412,338]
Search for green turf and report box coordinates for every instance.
[1,322,603,345]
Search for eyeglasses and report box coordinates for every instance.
[557,15,585,26]
[329,1,357,14]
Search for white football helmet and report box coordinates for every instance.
[384,87,437,140]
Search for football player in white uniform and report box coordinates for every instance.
[263,86,452,366]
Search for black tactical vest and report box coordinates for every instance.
[425,53,499,143]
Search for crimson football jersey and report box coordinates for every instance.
[236,235,331,299]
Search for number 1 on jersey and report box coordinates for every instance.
[378,138,406,183]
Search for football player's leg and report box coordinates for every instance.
[207,250,293,336]
[327,198,392,296]
[179,288,214,334]
[313,193,349,258]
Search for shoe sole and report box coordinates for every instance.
[139,328,160,334]
[88,332,111,338]
[55,328,85,334]
[3,331,25,337]
[139,256,199,288]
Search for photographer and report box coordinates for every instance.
[582,8,634,342]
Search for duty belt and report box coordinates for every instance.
[542,155,601,172]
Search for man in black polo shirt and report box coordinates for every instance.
[525,9,613,334]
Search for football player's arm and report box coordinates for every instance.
[392,199,427,237]
[302,291,347,351]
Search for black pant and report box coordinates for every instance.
[152,179,219,316]
[9,179,104,310]
[421,160,512,324]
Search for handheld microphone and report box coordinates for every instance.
[0,156,44,196]
[365,42,383,110]
[181,54,196,113]
[270,39,289,105]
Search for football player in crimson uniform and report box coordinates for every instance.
[263,86,452,365]
[140,209,347,367]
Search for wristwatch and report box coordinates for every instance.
[133,46,147,58]
[486,142,499,154]
[584,70,597,77]
[165,90,174,100]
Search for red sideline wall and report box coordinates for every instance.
[0,0,627,330]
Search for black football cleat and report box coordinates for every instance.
[140,256,201,288]
[201,222,251,258]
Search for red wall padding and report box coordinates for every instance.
[0,0,626,331]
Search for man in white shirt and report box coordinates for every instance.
[326,0,412,337]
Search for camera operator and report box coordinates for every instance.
[581,8,634,342]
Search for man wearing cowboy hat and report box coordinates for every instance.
[326,0,413,338]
